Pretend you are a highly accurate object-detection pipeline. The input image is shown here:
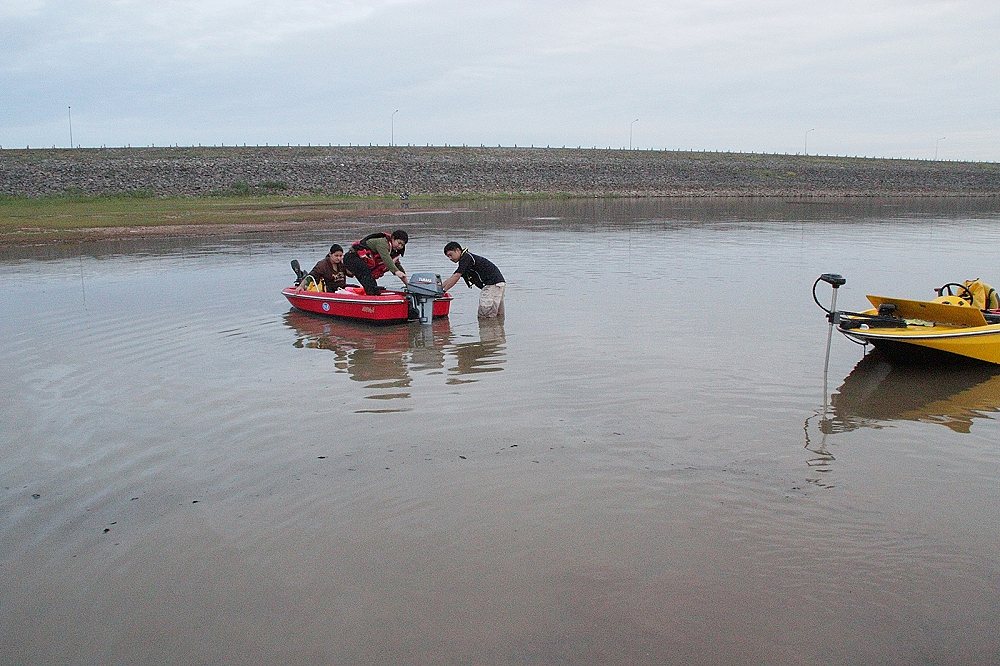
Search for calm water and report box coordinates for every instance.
[2,198,1000,664]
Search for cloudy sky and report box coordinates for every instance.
[3,0,998,161]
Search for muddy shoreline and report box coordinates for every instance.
[0,206,430,245]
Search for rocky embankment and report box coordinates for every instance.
[2,145,999,198]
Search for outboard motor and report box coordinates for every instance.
[290,259,306,285]
[406,273,444,324]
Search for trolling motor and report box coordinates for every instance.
[814,274,907,330]
[406,273,445,324]
[818,273,846,316]
[816,273,848,386]
[813,273,847,323]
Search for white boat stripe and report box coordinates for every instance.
[842,327,1000,340]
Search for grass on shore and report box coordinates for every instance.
[0,193,409,234]
[0,191,588,240]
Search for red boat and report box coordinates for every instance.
[282,260,452,324]
[282,284,452,323]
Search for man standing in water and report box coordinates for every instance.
[343,230,409,295]
[441,242,506,318]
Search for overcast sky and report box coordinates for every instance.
[3,1,998,161]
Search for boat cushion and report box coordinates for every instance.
[963,279,1000,310]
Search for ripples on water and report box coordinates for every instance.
[2,198,1000,663]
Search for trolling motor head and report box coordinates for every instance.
[814,273,848,323]
[406,273,444,324]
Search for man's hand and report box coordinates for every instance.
[396,271,408,284]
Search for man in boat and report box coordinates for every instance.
[343,230,409,295]
[306,244,347,292]
[441,242,506,318]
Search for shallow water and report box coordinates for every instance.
[2,197,1000,664]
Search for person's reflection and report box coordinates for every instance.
[448,318,507,384]
[284,311,451,398]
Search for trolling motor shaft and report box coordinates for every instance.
[818,273,849,397]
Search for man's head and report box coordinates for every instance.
[328,244,344,262]
[391,230,408,252]
[443,241,463,263]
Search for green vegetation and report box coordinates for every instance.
[0,193,393,236]
[0,190,585,235]
[0,190,594,243]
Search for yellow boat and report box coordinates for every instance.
[815,274,1000,365]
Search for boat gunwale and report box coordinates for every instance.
[840,324,1000,340]
[281,286,452,306]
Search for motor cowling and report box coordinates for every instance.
[407,273,444,298]
[406,273,444,323]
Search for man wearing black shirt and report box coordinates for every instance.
[441,242,506,318]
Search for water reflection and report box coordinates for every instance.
[284,311,450,403]
[804,354,1000,486]
[824,354,1000,434]
[448,318,507,384]
[283,311,507,404]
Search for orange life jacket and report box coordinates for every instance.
[351,232,400,278]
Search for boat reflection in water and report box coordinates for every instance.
[804,352,1000,486]
[825,353,1000,435]
[283,311,506,407]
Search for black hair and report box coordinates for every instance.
[443,241,463,254]
[329,244,343,254]
[391,230,408,243]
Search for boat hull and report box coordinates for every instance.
[839,316,1000,365]
[282,285,452,323]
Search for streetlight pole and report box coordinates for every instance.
[935,136,946,160]
[391,109,399,147]
[629,118,639,150]
[68,106,73,149]
[804,128,815,155]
